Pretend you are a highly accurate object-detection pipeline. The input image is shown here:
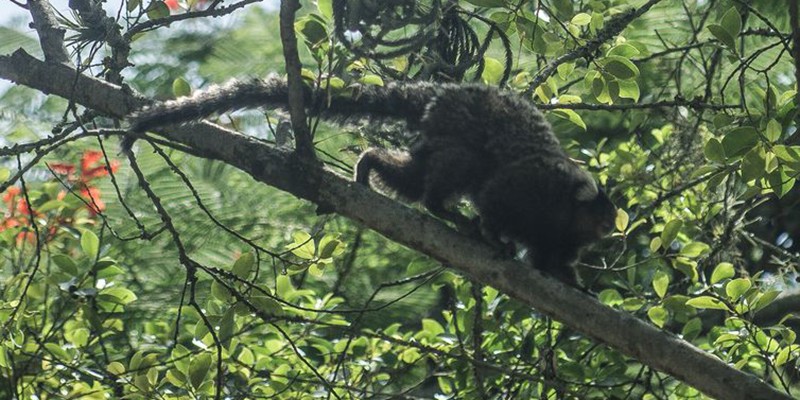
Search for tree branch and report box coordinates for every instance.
[278,0,315,159]
[125,0,262,38]
[27,0,70,64]
[0,49,792,400]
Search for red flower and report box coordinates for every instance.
[81,151,103,172]
[1,218,20,230]
[16,230,36,245]
[45,150,121,217]
[3,186,20,204]
[16,198,32,215]
[50,162,76,177]
[165,0,180,11]
[80,186,106,215]
[81,151,119,180]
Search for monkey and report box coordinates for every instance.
[128,75,617,286]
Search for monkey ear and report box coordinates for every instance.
[574,182,599,202]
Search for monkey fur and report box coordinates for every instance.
[129,76,617,285]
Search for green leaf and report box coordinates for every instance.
[288,231,316,259]
[725,278,751,301]
[552,109,586,130]
[607,44,640,58]
[146,367,159,386]
[145,1,170,19]
[107,361,126,375]
[96,264,125,279]
[649,237,662,253]
[602,56,639,80]
[422,319,444,337]
[615,209,629,232]
[775,345,799,367]
[318,235,343,259]
[300,68,317,82]
[296,16,328,45]
[714,333,740,347]
[81,230,99,260]
[590,12,604,33]
[276,275,293,298]
[647,305,668,328]
[69,328,89,347]
[686,296,729,310]
[753,290,781,312]
[172,77,191,97]
[400,348,421,363]
[358,74,384,86]
[232,251,255,279]
[211,280,232,302]
[772,145,800,166]
[660,219,682,248]
[755,330,780,352]
[765,119,782,142]
[703,138,726,163]
[571,13,591,26]
[721,127,758,158]
[673,257,698,282]
[621,297,646,312]
[238,348,255,365]
[557,63,575,80]
[557,94,581,104]
[45,342,70,361]
[188,353,212,389]
[598,289,623,306]
[652,270,669,299]
[587,71,609,102]
[617,80,640,101]
[218,307,236,347]
[52,254,79,275]
[680,242,710,258]
[322,77,345,90]
[740,146,767,181]
[481,57,504,84]
[99,287,138,305]
[129,351,145,370]
[707,24,735,49]
[250,295,284,316]
[720,7,742,38]
[767,167,796,198]
[317,0,332,19]
[713,114,734,129]
[710,262,734,284]
[681,318,702,341]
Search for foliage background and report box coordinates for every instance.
[2,0,800,398]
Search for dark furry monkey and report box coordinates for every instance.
[130,76,617,285]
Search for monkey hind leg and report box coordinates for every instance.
[421,147,489,230]
[355,148,425,201]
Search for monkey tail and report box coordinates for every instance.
[129,76,441,133]
[355,148,425,201]
[129,75,294,133]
